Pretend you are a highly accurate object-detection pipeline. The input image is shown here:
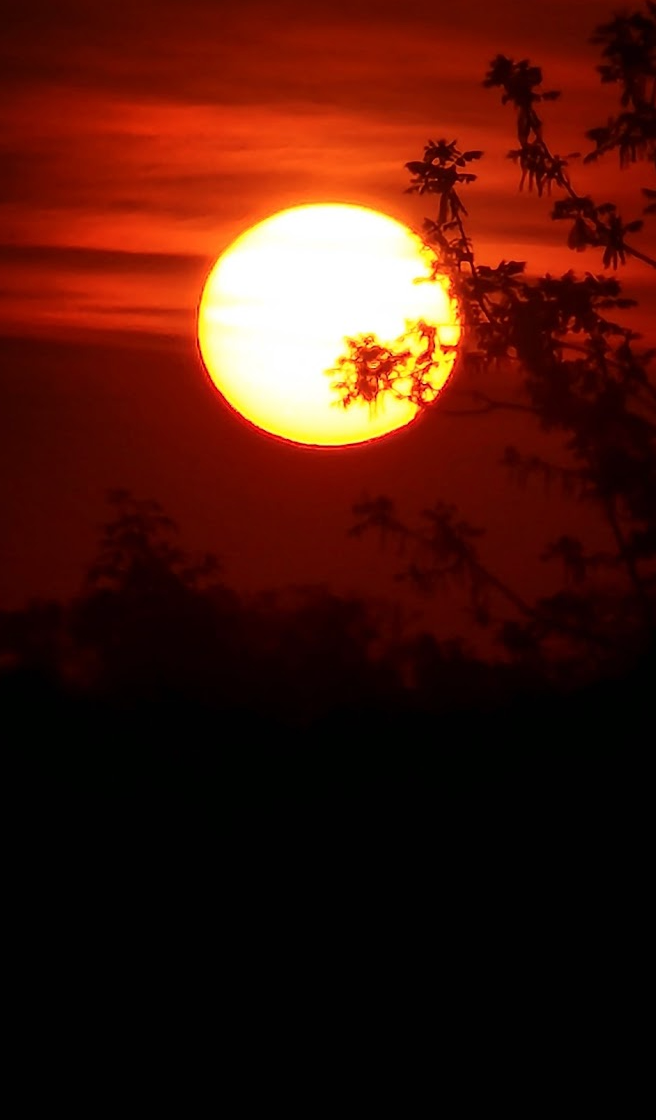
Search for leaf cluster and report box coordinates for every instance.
[86,489,222,597]
[327,320,457,410]
[405,139,482,225]
[586,2,656,167]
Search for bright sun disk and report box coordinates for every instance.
[197,203,460,447]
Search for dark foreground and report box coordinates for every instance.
[4,659,650,1068]
[4,660,651,869]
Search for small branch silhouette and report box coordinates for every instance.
[484,51,656,269]
[326,317,458,411]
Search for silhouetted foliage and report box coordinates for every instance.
[331,1,656,674]
[68,490,238,702]
[586,2,656,168]
[327,322,456,409]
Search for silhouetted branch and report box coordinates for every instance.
[442,391,538,417]
[586,5,656,168]
[349,497,618,652]
[485,51,656,270]
[603,495,655,627]
[333,14,656,666]
[501,447,586,497]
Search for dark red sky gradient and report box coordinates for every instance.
[2,1,655,644]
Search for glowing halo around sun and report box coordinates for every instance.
[197,204,460,447]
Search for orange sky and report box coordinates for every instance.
[2,0,655,641]
[3,0,653,338]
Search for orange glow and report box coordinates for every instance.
[197,204,460,447]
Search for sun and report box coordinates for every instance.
[197,203,460,447]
